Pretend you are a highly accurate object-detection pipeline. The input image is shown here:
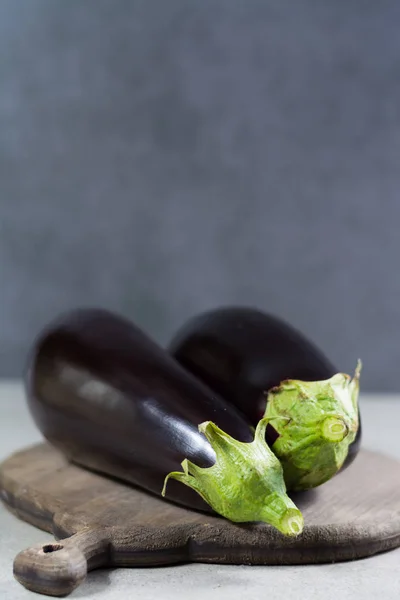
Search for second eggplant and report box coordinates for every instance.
[169,306,362,491]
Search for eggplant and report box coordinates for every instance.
[25,309,303,536]
[169,307,362,491]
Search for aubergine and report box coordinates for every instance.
[168,307,362,491]
[25,308,304,536]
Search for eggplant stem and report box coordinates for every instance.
[321,416,349,442]
[162,418,304,537]
[265,361,362,490]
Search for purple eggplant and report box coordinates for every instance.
[169,307,362,491]
[25,309,304,536]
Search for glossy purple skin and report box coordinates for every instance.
[25,309,253,513]
[169,307,361,471]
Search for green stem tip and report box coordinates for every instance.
[321,416,349,442]
[162,417,304,537]
[280,509,304,537]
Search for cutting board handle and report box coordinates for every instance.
[13,529,109,597]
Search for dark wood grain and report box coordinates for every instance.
[1,443,400,597]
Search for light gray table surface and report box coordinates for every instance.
[0,382,399,600]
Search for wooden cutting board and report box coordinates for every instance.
[1,443,400,597]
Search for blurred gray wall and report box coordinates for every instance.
[1,0,400,389]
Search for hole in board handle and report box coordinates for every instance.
[42,544,64,553]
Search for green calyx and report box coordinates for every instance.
[264,360,362,491]
[162,417,303,537]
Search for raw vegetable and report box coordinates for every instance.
[25,308,303,536]
[169,307,361,490]
[163,417,303,536]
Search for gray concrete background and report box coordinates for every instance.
[1,1,400,389]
